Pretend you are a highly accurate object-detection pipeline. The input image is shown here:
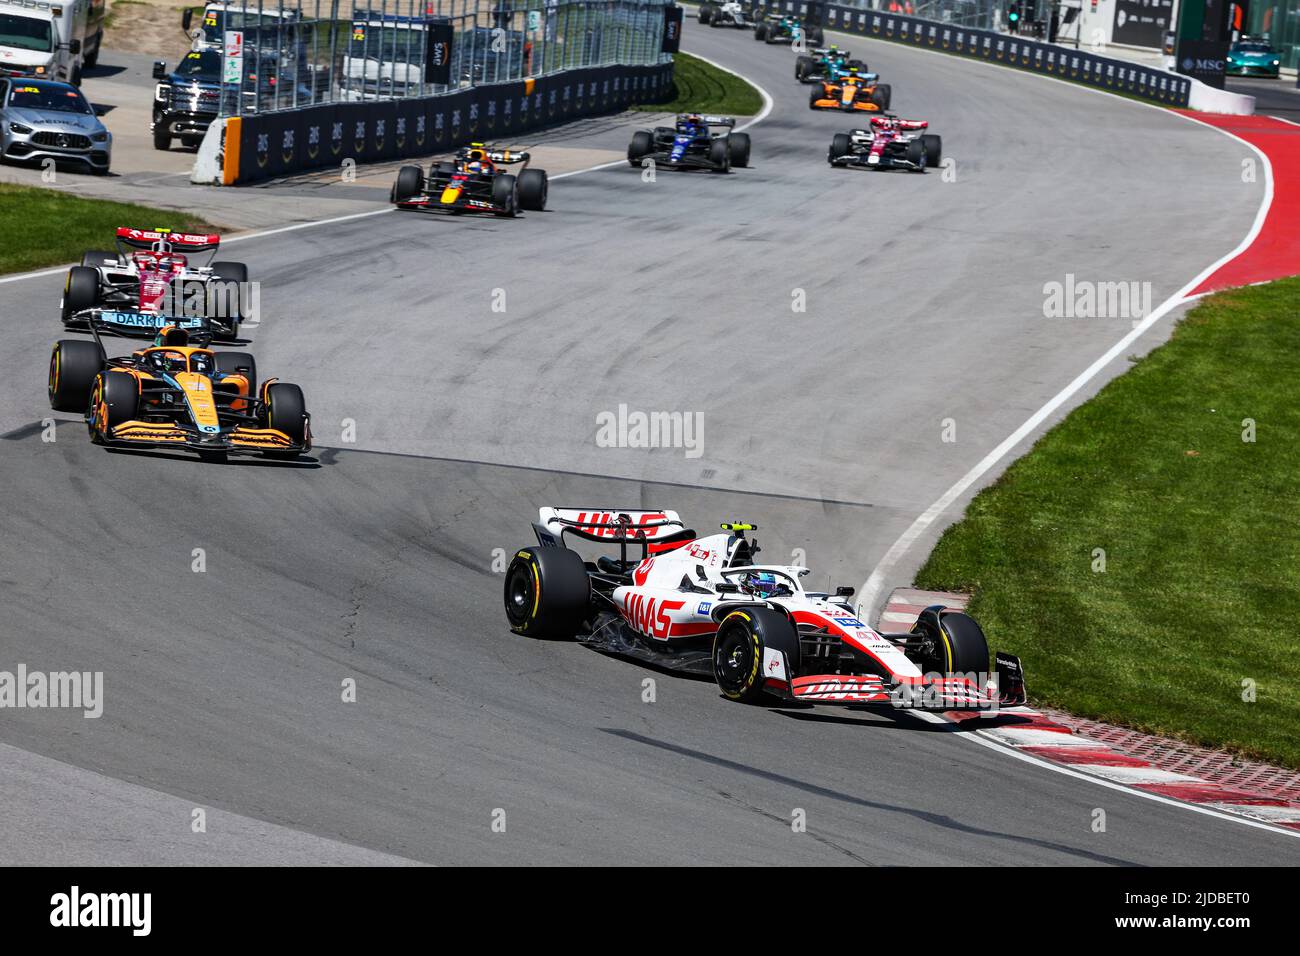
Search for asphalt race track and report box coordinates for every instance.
[1,27,1293,865]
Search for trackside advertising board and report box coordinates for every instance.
[752,2,1192,107]
[233,61,673,183]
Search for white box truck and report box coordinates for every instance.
[0,0,104,86]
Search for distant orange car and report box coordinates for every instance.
[809,70,892,113]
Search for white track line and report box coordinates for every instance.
[855,91,1275,621]
[846,34,1290,838]
[907,710,1300,840]
[3,57,775,284]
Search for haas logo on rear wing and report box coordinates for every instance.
[536,508,685,542]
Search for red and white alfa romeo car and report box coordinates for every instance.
[504,509,1025,711]
[61,228,250,341]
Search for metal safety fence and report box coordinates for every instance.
[199,0,674,116]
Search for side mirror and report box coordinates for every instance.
[152,60,167,79]
[716,583,740,594]
[182,9,193,31]
[69,39,81,54]
[835,586,855,597]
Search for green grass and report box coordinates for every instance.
[0,184,219,275]
[915,277,1300,768]
[634,51,764,115]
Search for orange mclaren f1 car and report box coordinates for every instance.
[809,69,892,113]
[47,318,310,463]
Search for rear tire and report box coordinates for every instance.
[518,168,547,210]
[807,25,824,45]
[48,339,105,411]
[754,24,767,40]
[727,132,750,167]
[210,261,248,338]
[712,607,801,703]
[627,129,654,166]
[504,546,590,639]
[61,266,99,325]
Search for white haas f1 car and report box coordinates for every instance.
[62,228,251,340]
[504,510,1026,710]
[698,1,755,27]
[828,115,943,172]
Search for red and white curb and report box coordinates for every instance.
[880,588,1300,835]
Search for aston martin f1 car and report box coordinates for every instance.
[809,68,891,112]
[794,46,866,84]
[62,228,251,340]
[627,114,751,173]
[828,115,943,172]
[391,143,548,217]
[504,509,1026,710]
[698,1,754,27]
[754,13,823,46]
[47,318,310,462]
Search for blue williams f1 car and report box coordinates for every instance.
[626,114,751,173]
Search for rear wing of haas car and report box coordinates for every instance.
[533,508,695,561]
[115,228,222,252]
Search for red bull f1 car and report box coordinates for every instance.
[626,114,751,173]
[809,69,892,112]
[504,509,1026,711]
[391,143,548,217]
[828,116,943,172]
[47,317,310,463]
[62,228,250,341]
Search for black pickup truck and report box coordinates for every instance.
[151,50,221,150]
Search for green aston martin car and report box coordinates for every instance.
[1227,36,1281,77]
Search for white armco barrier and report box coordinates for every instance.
[190,120,224,185]
[1187,79,1257,115]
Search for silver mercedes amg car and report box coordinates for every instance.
[0,77,111,173]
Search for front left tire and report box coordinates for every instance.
[712,607,801,703]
